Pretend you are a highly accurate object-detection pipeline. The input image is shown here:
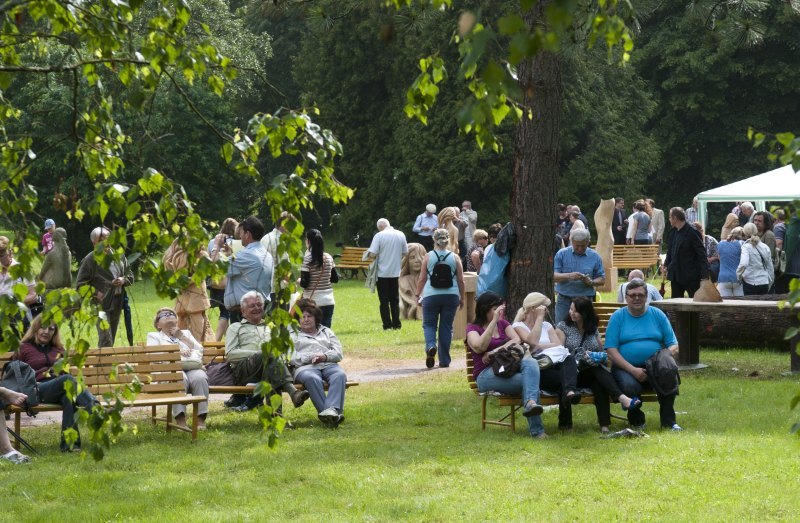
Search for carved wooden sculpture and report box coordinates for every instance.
[438,206,460,254]
[399,243,426,320]
[594,198,616,292]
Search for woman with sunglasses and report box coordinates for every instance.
[146,307,209,430]
[16,315,98,452]
[466,291,547,439]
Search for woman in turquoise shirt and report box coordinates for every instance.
[415,229,465,369]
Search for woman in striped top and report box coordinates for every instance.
[300,229,337,327]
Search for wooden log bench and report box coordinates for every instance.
[334,246,370,278]
[201,341,359,394]
[611,244,661,272]
[464,304,659,432]
[2,344,206,449]
[652,298,800,371]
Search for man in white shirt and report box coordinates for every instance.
[367,218,408,330]
[616,270,663,304]
[260,211,292,311]
[412,204,438,252]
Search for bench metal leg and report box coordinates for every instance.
[13,411,21,451]
[481,396,488,431]
[191,403,198,441]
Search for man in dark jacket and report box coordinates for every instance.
[75,227,134,348]
[663,207,709,298]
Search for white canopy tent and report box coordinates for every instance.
[696,164,800,227]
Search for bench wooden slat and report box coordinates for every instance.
[199,342,359,394]
[5,344,204,449]
[611,244,660,270]
[465,334,656,432]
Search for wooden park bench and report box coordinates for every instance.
[2,344,206,449]
[201,341,359,395]
[334,246,370,278]
[464,303,658,432]
[611,244,661,272]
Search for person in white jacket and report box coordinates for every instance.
[147,307,209,430]
[289,300,347,428]
[737,223,774,295]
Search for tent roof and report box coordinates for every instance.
[696,164,800,203]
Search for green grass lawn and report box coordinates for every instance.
[3,279,800,521]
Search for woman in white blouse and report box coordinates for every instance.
[147,307,209,430]
[737,223,774,295]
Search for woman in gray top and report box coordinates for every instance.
[289,300,347,427]
[631,200,652,245]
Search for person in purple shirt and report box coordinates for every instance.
[605,279,682,431]
[466,292,547,439]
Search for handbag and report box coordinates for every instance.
[491,344,525,378]
[205,359,235,386]
[0,360,40,415]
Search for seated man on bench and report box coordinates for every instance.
[605,278,682,432]
[225,291,309,412]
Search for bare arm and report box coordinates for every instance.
[455,256,465,309]
[471,249,482,272]
[415,253,429,298]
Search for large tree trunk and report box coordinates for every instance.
[508,3,562,312]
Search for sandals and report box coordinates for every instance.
[523,400,544,417]
[622,396,642,411]
[1,450,31,464]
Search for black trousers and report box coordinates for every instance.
[376,277,401,329]
[417,235,434,252]
[539,356,578,429]
[671,279,700,298]
[578,366,624,427]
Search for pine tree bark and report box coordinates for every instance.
[508,3,562,312]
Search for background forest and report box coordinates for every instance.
[7,0,800,249]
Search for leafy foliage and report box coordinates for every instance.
[0,0,350,458]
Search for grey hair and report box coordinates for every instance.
[626,278,646,293]
[240,290,266,308]
[376,218,390,230]
[569,228,591,243]
[742,222,760,245]
[90,226,110,243]
[740,202,754,212]
[628,269,644,281]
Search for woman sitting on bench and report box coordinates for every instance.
[553,297,641,435]
[466,292,547,439]
[16,315,98,452]
[147,307,209,431]
[289,300,347,428]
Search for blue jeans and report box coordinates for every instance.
[422,294,460,367]
[38,374,97,449]
[295,365,346,415]
[476,359,545,436]
[611,367,676,428]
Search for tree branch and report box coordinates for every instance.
[162,69,229,143]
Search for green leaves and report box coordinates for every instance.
[405,55,447,126]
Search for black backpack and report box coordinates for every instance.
[428,251,453,289]
[0,360,41,416]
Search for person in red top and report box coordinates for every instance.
[15,315,98,452]
[466,291,546,439]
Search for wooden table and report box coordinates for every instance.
[652,298,800,371]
